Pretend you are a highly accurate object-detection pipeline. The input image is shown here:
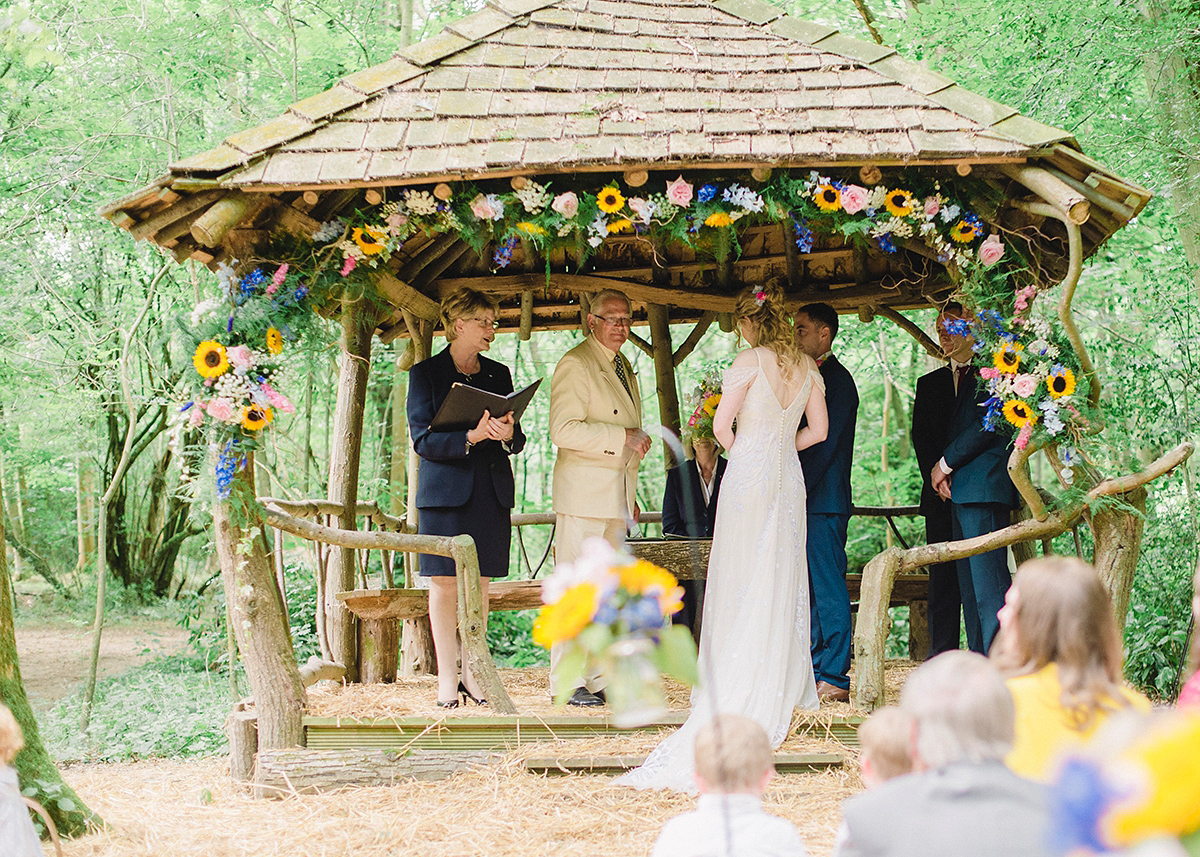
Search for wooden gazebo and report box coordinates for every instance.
[101,0,1158,749]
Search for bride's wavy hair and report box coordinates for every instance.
[735,278,804,380]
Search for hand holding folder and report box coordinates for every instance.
[430,378,542,431]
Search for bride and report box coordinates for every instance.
[618,280,828,792]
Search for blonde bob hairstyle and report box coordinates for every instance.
[693,713,774,792]
[0,703,25,765]
[994,556,1131,729]
[440,288,499,342]
[734,278,805,381]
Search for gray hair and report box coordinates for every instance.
[900,651,1015,768]
[588,289,631,316]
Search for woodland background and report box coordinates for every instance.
[1,0,1198,767]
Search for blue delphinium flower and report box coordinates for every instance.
[942,316,972,338]
[215,439,241,500]
[619,596,666,633]
[593,601,618,626]
[493,235,518,269]
[697,184,718,204]
[983,397,1003,431]
[792,215,813,252]
[876,234,897,254]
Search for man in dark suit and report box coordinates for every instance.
[910,304,968,657]
[661,436,727,635]
[930,308,1019,654]
[796,303,858,703]
[835,652,1052,857]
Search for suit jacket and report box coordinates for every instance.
[836,761,1053,857]
[799,354,858,516]
[662,457,727,538]
[942,366,1019,508]
[911,365,956,517]
[550,335,643,519]
[407,347,526,510]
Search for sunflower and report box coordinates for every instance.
[702,393,721,416]
[704,211,734,228]
[532,583,599,648]
[884,189,915,217]
[1047,366,1076,398]
[814,183,842,211]
[596,187,626,213]
[241,405,274,431]
[266,327,284,355]
[351,226,388,255]
[618,560,683,617]
[606,218,634,234]
[993,343,1023,374]
[516,221,546,236]
[950,219,981,243]
[193,341,229,378]
[1002,399,1037,428]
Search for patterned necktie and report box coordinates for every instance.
[613,355,633,401]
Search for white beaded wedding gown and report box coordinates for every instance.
[618,351,823,792]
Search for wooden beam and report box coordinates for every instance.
[411,242,475,292]
[627,331,653,357]
[370,271,441,322]
[673,312,716,367]
[519,289,533,341]
[873,305,942,358]
[128,189,225,242]
[647,303,681,468]
[191,192,263,248]
[397,232,462,283]
[434,273,740,313]
[999,164,1090,225]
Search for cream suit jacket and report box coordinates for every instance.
[549,335,643,520]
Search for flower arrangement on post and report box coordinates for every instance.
[533,538,699,726]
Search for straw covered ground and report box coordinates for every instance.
[48,661,920,857]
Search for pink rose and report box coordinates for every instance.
[187,405,205,428]
[1015,423,1033,450]
[206,398,236,422]
[341,256,357,276]
[979,233,1005,267]
[923,197,940,218]
[227,345,253,369]
[1011,374,1038,398]
[551,191,579,218]
[666,175,694,207]
[979,367,1002,380]
[470,193,500,221]
[386,212,408,231]
[841,185,868,214]
[260,382,296,414]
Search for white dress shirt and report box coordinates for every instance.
[651,793,809,857]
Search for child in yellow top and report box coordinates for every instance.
[993,557,1151,782]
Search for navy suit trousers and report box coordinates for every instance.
[950,502,1012,654]
[808,512,851,689]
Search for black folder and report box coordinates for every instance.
[430,378,542,431]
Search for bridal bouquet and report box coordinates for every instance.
[684,367,724,443]
[533,538,699,725]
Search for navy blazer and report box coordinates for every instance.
[942,367,1019,508]
[662,457,727,538]
[800,354,858,516]
[407,347,526,510]
[911,365,957,517]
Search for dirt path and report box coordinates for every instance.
[14,620,190,713]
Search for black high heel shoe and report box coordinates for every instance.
[458,681,488,706]
[436,697,460,709]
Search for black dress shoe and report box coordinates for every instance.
[566,687,606,707]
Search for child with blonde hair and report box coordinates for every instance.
[1,703,43,856]
[651,713,809,856]
[857,705,914,788]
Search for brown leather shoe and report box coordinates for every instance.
[816,681,850,703]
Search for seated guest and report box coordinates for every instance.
[992,557,1151,781]
[651,713,809,857]
[662,435,726,635]
[835,651,1052,857]
[0,704,42,857]
[856,705,914,788]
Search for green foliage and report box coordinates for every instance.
[486,609,547,668]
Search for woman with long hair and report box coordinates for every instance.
[619,278,828,792]
[993,556,1151,780]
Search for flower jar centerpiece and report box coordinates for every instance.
[533,538,699,726]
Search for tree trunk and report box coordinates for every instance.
[212,455,306,749]
[647,303,681,468]
[0,468,100,836]
[1090,488,1148,638]
[325,298,377,681]
[402,318,435,676]
[388,357,408,517]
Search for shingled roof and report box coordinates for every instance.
[101,0,1151,336]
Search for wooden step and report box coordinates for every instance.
[524,752,845,776]
[303,714,862,752]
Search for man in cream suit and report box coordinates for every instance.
[549,289,651,706]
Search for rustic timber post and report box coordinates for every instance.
[402,311,436,675]
[647,303,681,468]
[212,454,306,750]
[451,534,517,713]
[325,296,377,682]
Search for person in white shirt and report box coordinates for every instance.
[0,704,43,857]
[651,713,809,857]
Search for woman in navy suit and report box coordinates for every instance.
[407,288,525,708]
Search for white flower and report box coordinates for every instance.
[515,180,552,214]
[190,297,224,326]
[939,203,961,224]
[404,189,439,215]
[540,537,622,604]
[722,183,764,213]
[312,220,343,242]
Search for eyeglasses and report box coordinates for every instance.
[594,315,633,328]
[464,317,500,330]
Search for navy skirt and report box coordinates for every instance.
[418,464,511,578]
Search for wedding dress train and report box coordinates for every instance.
[617,354,822,792]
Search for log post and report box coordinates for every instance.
[853,547,904,710]
[325,297,377,682]
[227,709,258,784]
[519,289,534,341]
[402,312,436,676]
[1091,487,1148,637]
[359,617,400,683]
[451,535,517,713]
[213,458,306,749]
[647,303,681,467]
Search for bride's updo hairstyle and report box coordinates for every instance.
[735,278,805,379]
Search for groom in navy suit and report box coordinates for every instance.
[796,303,858,703]
[930,306,1019,654]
